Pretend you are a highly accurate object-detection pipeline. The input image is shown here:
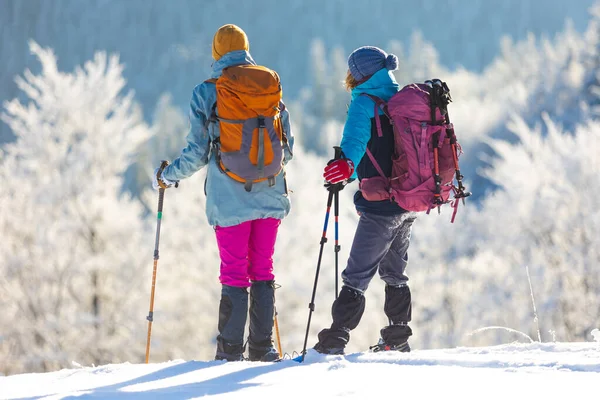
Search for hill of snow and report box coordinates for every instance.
[2,343,599,399]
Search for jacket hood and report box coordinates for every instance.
[351,69,399,101]
[211,50,257,79]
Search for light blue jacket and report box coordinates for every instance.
[340,69,400,180]
[162,50,294,227]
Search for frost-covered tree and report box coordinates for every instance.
[422,12,600,200]
[389,31,449,86]
[408,115,600,348]
[0,42,152,374]
[126,93,191,200]
[292,39,349,155]
[471,115,600,342]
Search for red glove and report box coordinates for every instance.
[323,158,354,184]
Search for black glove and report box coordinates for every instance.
[324,178,355,192]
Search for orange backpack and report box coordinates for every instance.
[207,65,286,191]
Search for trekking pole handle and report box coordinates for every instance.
[157,159,179,189]
[333,146,343,160]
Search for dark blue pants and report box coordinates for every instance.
[342,211,416,292]
[315,211,416,352]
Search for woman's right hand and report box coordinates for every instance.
[323,158,354,184]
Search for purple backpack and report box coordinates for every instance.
[359,79,470,222]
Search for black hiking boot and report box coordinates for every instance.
[247,281,280,362]
[369,338,411,353]
[313,286,366,355]
[377,284,413,353]
[215,285,248,361]
[313,326,350,355]
[215,338,245,361]
[248,340,281,362]
[313,341,345,355]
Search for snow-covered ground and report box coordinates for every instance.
[2,343,599,399]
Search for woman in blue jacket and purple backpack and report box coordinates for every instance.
[314,46,416,355]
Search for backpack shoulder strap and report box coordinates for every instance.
[204,102,218,130]
[360,93,385,106]
[358,93,392,180]
[359,93,390,138]
[202,78,218,129]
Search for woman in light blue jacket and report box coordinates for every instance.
[153,24,293,362]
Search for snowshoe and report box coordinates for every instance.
[313,342,345,355]
[369,338,411,353]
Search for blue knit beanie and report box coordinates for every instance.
[348,46,398,81]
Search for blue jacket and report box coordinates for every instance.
[162,50,294,227]
[340,68,404,215]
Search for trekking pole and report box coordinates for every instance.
[294,189,334,362]
[334,190,340,299]
[274,307,283,357]
[145,160,173,363]
[332,146,342,300]
[295,146,342,362]
[273,282,283,357]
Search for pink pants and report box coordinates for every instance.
[215,218,281,288]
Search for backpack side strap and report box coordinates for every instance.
[365,148,388,180]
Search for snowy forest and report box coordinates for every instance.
[1,0,599,375]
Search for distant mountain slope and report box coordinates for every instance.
[0,0,596,143]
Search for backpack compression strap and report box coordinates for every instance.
[208,108,280,192]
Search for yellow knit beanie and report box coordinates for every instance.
[212,24,249,61]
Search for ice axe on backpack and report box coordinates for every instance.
[425,79,471,207]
